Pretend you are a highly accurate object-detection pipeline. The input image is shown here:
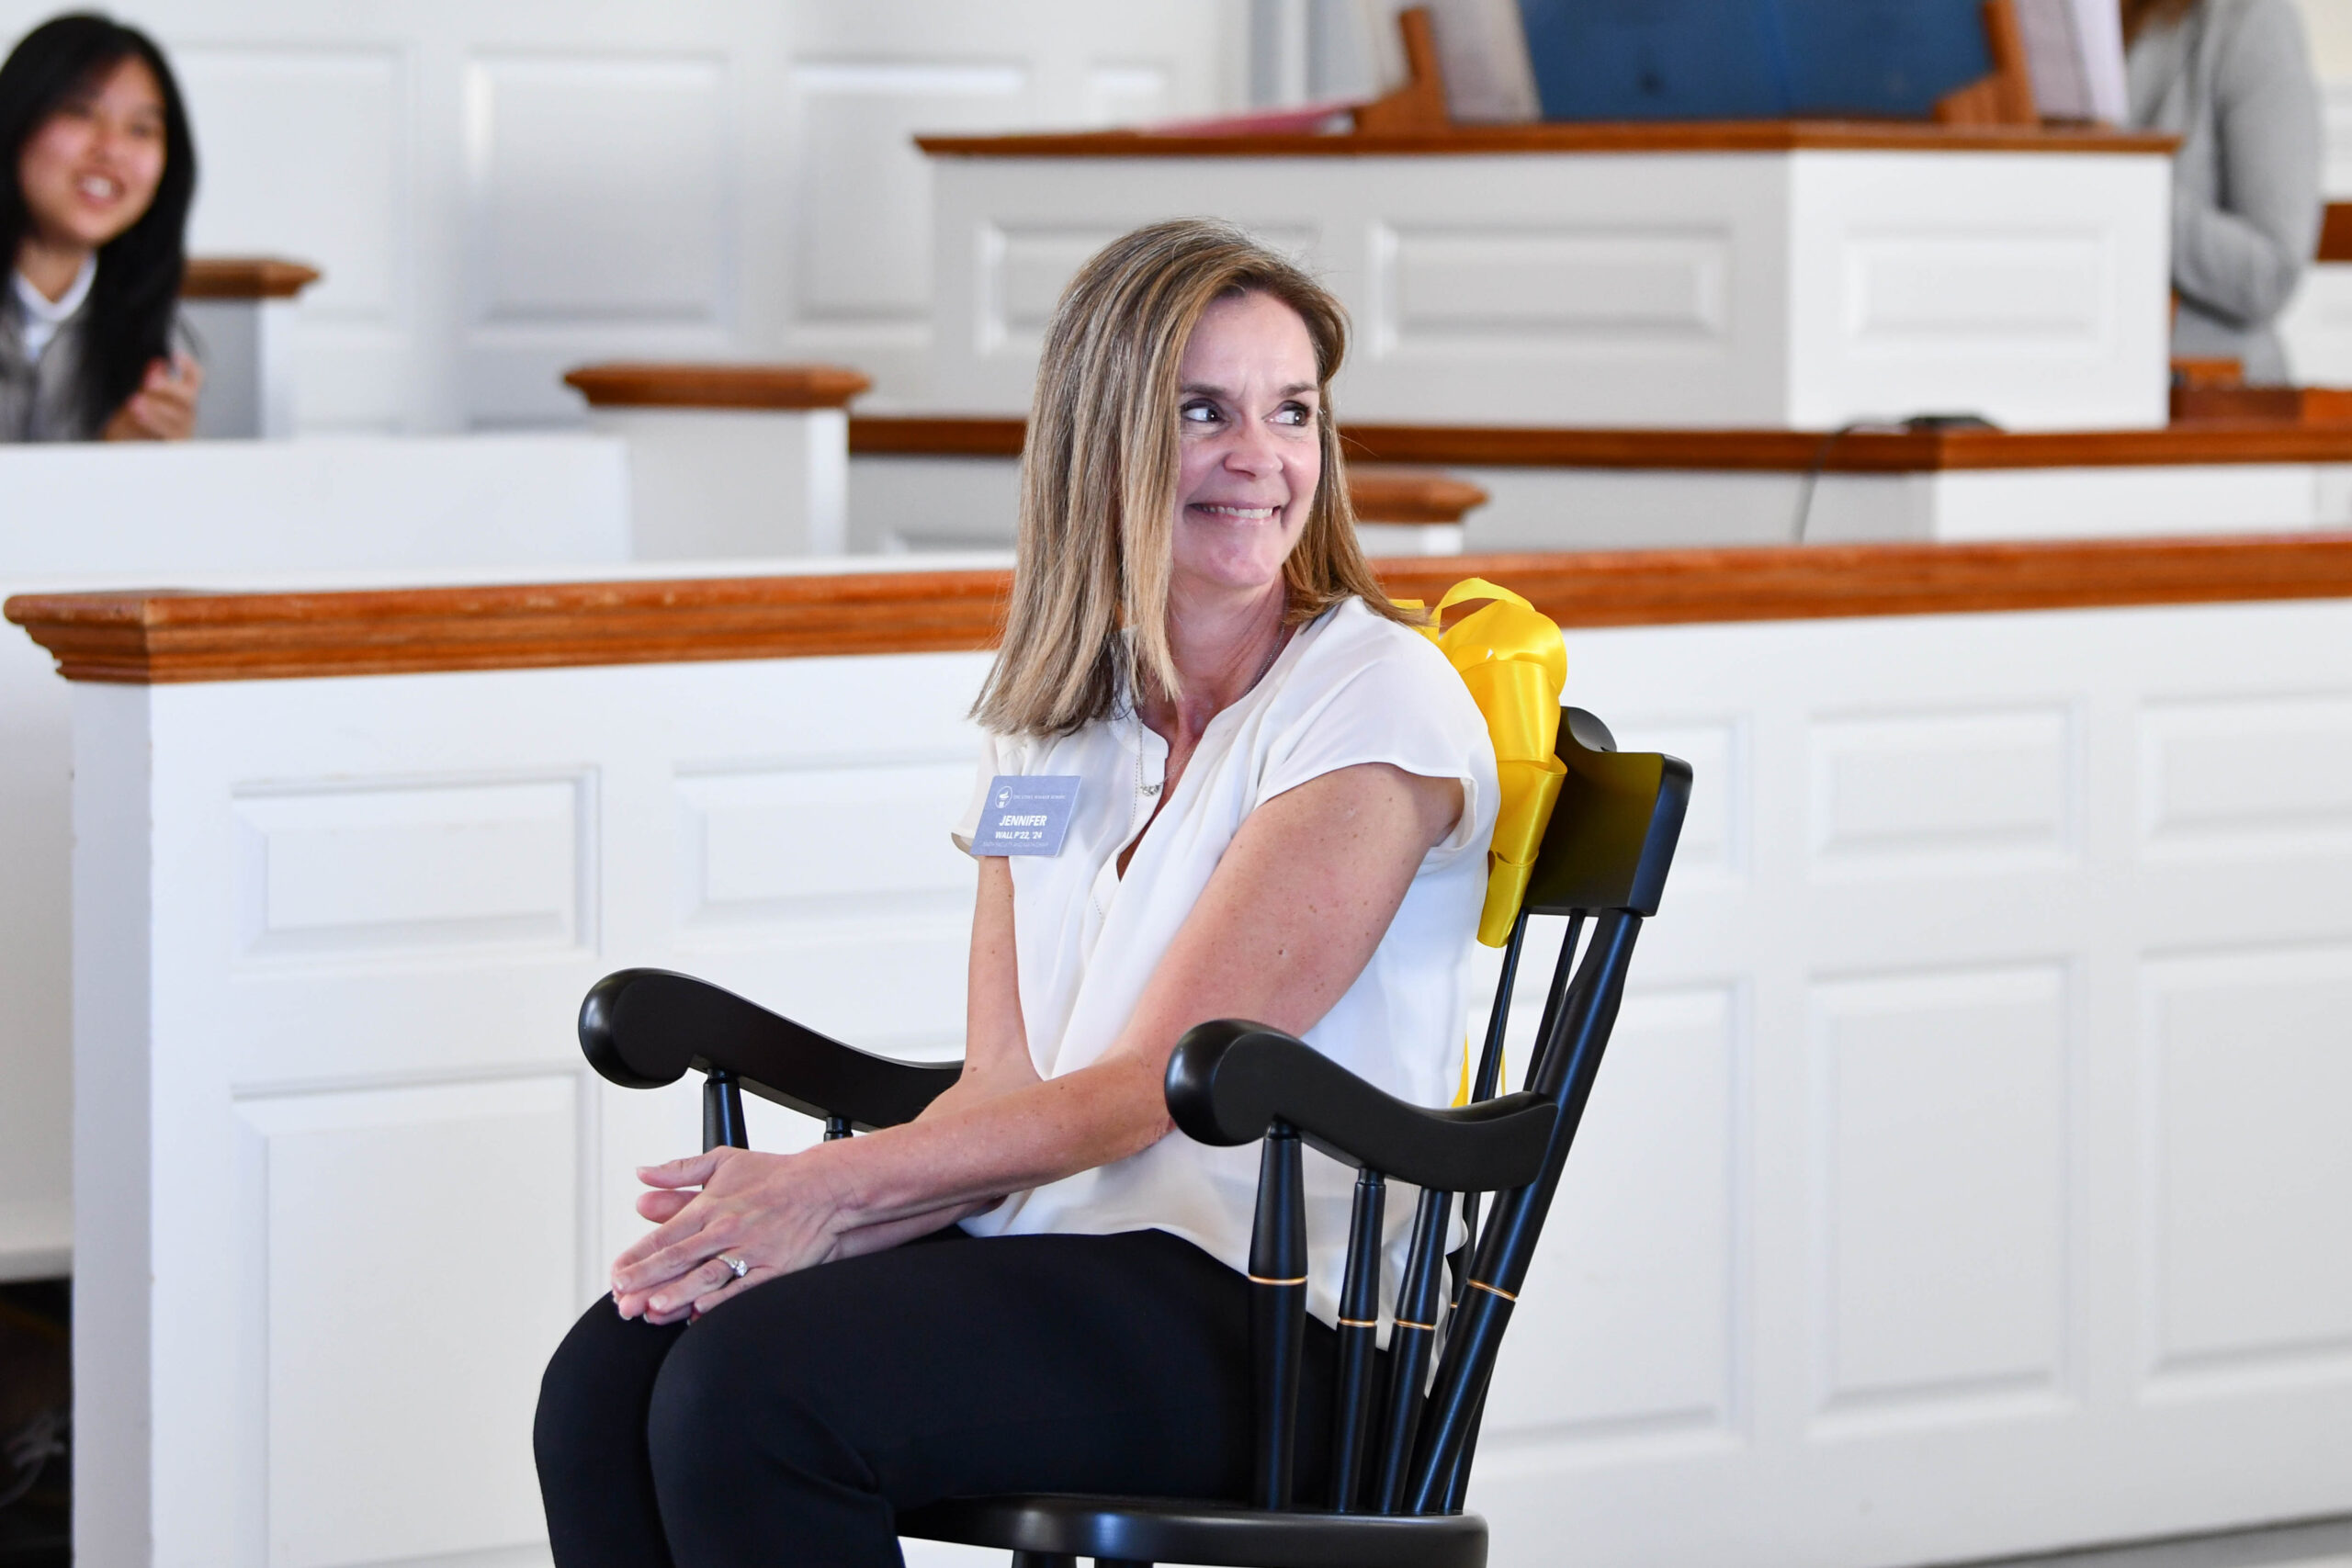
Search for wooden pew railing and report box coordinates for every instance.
[14,535,2352,684]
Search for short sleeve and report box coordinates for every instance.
[1255,618,1498,863]
[951,730,1006,855]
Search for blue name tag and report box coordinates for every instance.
[971,774,1081,856]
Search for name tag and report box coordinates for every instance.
[971,774,1081,856]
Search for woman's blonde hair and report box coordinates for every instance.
[972,218,1412,736]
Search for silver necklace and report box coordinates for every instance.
[1243,620,1291,694]
[1134,621,1289,812]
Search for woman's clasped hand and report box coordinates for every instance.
[612,1145,844,1325]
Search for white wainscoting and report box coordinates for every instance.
[0,1,1247,432]
[0,437,628,1285]
[1459,600,2352,1568]
[62,592,2352,1566]
[930,148,2172,430]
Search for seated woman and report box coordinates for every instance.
[0,13,201,442]
[534,220,1500,1566]
[2125,0,2324,383]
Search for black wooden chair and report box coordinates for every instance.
[579,707,1690,1568]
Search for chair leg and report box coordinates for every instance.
[1008,1553,1075,1568]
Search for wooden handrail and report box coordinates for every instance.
[2319,203,2352,264]
[565,363,872,412]
[180,257,322,300]
[848,413,2352,471]
[851,415,1026,457]
[842,422,1486,519]
[916,123,2174,160]
[14,535,2352,685]
[1350,467,1487,524]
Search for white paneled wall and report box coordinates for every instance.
[65,595,2352,1567]
[781,5,1244,399]
[0,3,1247,432]
[14,1,2346,419]
[929,148,2174,431]
[0,438,633,1284]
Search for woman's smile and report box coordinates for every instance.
[14,52,170,258]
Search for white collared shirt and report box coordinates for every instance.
[954,596,1500,1326]
[11,254,97,363]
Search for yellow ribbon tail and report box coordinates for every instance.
[1478,758,1566,945]
[1396,577,1570,947]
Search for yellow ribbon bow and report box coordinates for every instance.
[1397,579,1568,947]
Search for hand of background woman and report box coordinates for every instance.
[101,352,202,440]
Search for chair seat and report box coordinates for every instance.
[898,1493,1487,1568]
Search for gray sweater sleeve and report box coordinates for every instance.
[2171,0,2324,328]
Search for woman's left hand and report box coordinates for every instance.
[101,353,203,441]
[610,1145,851,1325]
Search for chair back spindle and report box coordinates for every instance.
[1326,1168,1388,1509]
[1452,908,1532,1278]
[1522,911,1586,1095]
[1250,1122,1308,1508]
[1368,1183,1453,1513]
[1407,907,1643,1513]
[1469,908,1529,1108]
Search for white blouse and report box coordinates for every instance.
[952,596,1500,1326]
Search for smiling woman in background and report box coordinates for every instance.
[0,13,200,442]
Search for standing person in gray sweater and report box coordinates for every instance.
[2127,0,2324,383]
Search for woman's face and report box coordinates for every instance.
[1170,289,1323,600]
[16,54,168,254]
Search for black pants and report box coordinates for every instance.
[534,1226,1340,1568]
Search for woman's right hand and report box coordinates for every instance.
[102,352,202,441]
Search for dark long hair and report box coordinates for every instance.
[0,14,195,434]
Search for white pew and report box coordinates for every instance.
[846,423,1487,556]
[181,257,320,441]
[564,363,870,559]
[0,434,628,1283]
[920,122,2174,433]
[10,538,2349,1568]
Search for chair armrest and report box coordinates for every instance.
[579,968,961,1131]
[1163,1021,1556,1193]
